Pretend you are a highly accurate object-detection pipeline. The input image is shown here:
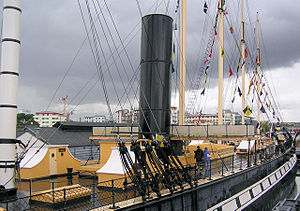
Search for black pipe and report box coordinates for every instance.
[139,14,173,140]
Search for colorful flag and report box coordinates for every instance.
[230,26,234,34]
[172,42,175,57]
[229,66,233,77]
[260,106,266,113]
[245,48,248,58]
[221,48,225,57]
[248,79,254,94]
[243,106,252,116]
[201,88,205,95]
[231,96,235,103]
[204,2,208,14]
[238,87,242,97]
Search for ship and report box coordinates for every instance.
[0,0,297,210]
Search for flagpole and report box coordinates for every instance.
[256,12,261,135]
[179,0,186,125]
[218,0,224,125]
[241,0,245,125]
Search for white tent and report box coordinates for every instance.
[20,147,48,169]
[237,140,255,150]
[96,147,135,175]
[189,140,204,145]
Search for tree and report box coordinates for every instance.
[17,113,37,127]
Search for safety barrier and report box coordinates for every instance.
[207,154,297,211]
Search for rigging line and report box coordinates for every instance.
[93,0,139,118]
[165,0,171,15]
[79,0,113,120]
[85,0,116,120]
[90,0,129,121]
[103,0,165,136]
[259,25,284,121]
[135,0,143,17]
[45,29,88,113]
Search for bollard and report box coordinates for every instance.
[209,160,212,180]
[109,180,119,209]
[51,182,55,204]
[63,188,66,211]
[29,179,32,200]
[240,155,243,170]
[221,158,224,176]
[231,155,234,173]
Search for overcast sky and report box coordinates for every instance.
[1,0,299,122]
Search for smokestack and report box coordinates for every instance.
[0,0,21,195]
[139,14,173,140]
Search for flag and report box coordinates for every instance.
[260,90,263,96]
[260,106,266,113]
[245,48,248,58]
[204,2,208,13]
[236,40,240,51]
[214,28,217,36]
[172,42,175,57]
[230,26,234,34]
[221,48,225,57]
[248,79,254,94]
[201,88,205,95]
[204,59,209,64]
[262,82,265,87]
[205,75,208,83]
[238,87,242,97]
[209,53,212,58]
[231,96,235,103]
[229,66,233,77]
[243,106,252,116]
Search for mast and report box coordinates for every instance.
[241,0,245,125]
[0,0,21,194]
[179,0,186,125]
[256,12,261,135]
[218,0,224,125]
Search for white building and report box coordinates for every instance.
[170,107,178,125]
[33,112,66,127]
[116,109,139,124]
[84,115,106,123]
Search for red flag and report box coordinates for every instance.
[229,66,233,77]
[204,59,209,64]
[214,28,217,36]
[209,54,212,58]
[245,48,248,58]
[262,82,265,87]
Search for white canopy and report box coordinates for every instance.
[20,147,48,168]
[237,140,255,150]
[97,147,135,175]
[189,140,204,145]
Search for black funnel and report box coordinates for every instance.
[139,14,173,140]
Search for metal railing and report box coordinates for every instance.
[0,145,290,211]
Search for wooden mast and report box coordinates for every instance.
[256,12,261,135]
[179,0,186,125]
[218,0,224,125]
[241,0,246,125]
[241,0,245,125]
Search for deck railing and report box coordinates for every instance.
[0,145,291,211]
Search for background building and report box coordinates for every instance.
[33,111,66,127]
[116,109,139,124]
[84,115,106,123]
